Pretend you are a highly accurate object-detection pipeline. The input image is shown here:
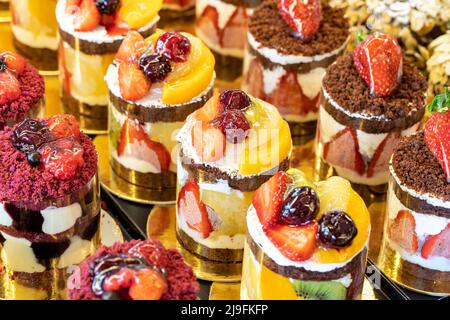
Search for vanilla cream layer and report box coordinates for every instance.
[11,24,58,50]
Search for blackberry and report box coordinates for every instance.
[139,54,172,83]
[95,0,120,15]
[0,57,6,72]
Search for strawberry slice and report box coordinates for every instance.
[421,223,450,259]
[367,132,400,177]
[66,0,81,14]
[1,52,26,75]
[196,5,220,47]
[220,7,247,50]
[115,31,147,63]
[191,122,226,162]
[252,171,289,227]
[193,96,223,122]
[277,0,322,41]
[323,128,365,175]
[47,114,81,140]
[0,71,21,105]
[265,221,318,261]
[246,58,265,100]
[118,62,151,101]
[353,32,403,97]
[388,210,418,254]
[424,110,450,181]
[117,119,171,172]
[129,269,167,300]
[74,0,101,32]
[177,180,213,238]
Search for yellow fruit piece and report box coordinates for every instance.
[28,0,58,34]
[260,262,297,300]
[118,0,163,29]
[241,243,261,299]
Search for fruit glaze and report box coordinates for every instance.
[0,115,100,299]
[56,0,162,133]
[106,29,215,192]
[241,169,370,300]
[176,90,292,263]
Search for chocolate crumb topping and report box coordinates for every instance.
[248,0,349,57]
[392,132,450,202]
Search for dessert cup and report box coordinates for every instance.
[10,0,58,72]
[242,0,349,136]
[56,0,161,134]
[0,115,100,299]
[176,91,292,265]
[241,169,370,300]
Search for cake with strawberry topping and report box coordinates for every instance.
[10,0,59,71]
[56,0,162,133]
[196,0,262,81]
[241,169,370,300]
[106,30,215,199]
[176,90,292,263]
[0,51,45,130]
[243,0,349,135]
[0,115,100,299]
[67,239,199,300]
[316,32,427,190]
[379,90,450,295]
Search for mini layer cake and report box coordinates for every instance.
[176,90,292,262]
[241,169,370,300]
[316,33,427,189]
[107,30,215,194]
[0,115,100,300]
[243,0,349,134]
[10,0,58,71]
[0,52,45,130]
[196,0,262,81]
[380,93,450,295]
[68,239,199,300]
[56,0,162,133]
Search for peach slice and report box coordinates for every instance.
[118,0,163,29]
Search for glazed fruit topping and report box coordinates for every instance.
[318,211,357,248]
[219,90,251,111]
[95,0,120,15]
[0,52,25,106]
[211,109,251,144]
[277,0,322,41]
[280,186,319,226]
[0,52,26,75]
[115,31,147,63]
[47,114,81,140]
[353,32,403,97]
[139,54,172,83]
[74,0,101,32]
[191,123,226,162]
[118,62,151,101]
[155,32,191,63]
[11,119,52,153]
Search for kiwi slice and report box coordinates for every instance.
[292,280,347,300]
[286,168,315,189]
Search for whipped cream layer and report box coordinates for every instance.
[11,24,58,51]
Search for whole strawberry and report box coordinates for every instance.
[353,32,403,97]
[277,0,321,41]
[424,88,450,182]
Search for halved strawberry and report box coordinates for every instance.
[129,269,167,300]
[421,223,450,259]
[115,31,147,63]
[220,7,247,50]
[323,127,365,175]
[424,110,450,181]
[246,58,265,100]
[252,171,289,227]
[277,0,322,41]
[118,62,151,101]
[353,32,403,97]
[367,132,400,177]
[66,0,81,14]
[265,221,318,261]
[1,52,26,75]
[196,5,220,47]
[0,71,21,105]
[47,114,81,140]
[177,180,213,238]
[103,268,135,292]
[194,96,223,122]
[388,210,418,254]
[191,122,226,162]
[74,0,101,32]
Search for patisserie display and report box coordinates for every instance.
[379,90,450,295]
[10,0,58,71]
[176,90,292,263]
[316,32,427,190]
[242,0,349,135]
[56,0,162,133]
[196,0,262,81]
[107,29,215,195]
[241,169,370,300]
[0,51,45,130]
[0,115,100,299]
[67,239,199,300]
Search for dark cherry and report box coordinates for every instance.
[155,32,191,63]
[219,90,251,111]
[27,151,40,167]
[102,291,122,300]
[95,0,121,15]
[212,109,251,144]
[139,54,172,83]
[11,119,51,153]
[280,187,319,226]
[318,211,357,248]
[0,56,6,72]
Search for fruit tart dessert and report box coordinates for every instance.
[67,239,199,300]
[196,0,262,81]
[316,32,428,191]
[176,90,292,263]
[0,51,45,130]
[0,115,100,299]
[242,0,349,136]
[107,30,215,197]
[379,90,450,295]
[10,0,58,71]
[56,0,162,133]
[241,169,370,300]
